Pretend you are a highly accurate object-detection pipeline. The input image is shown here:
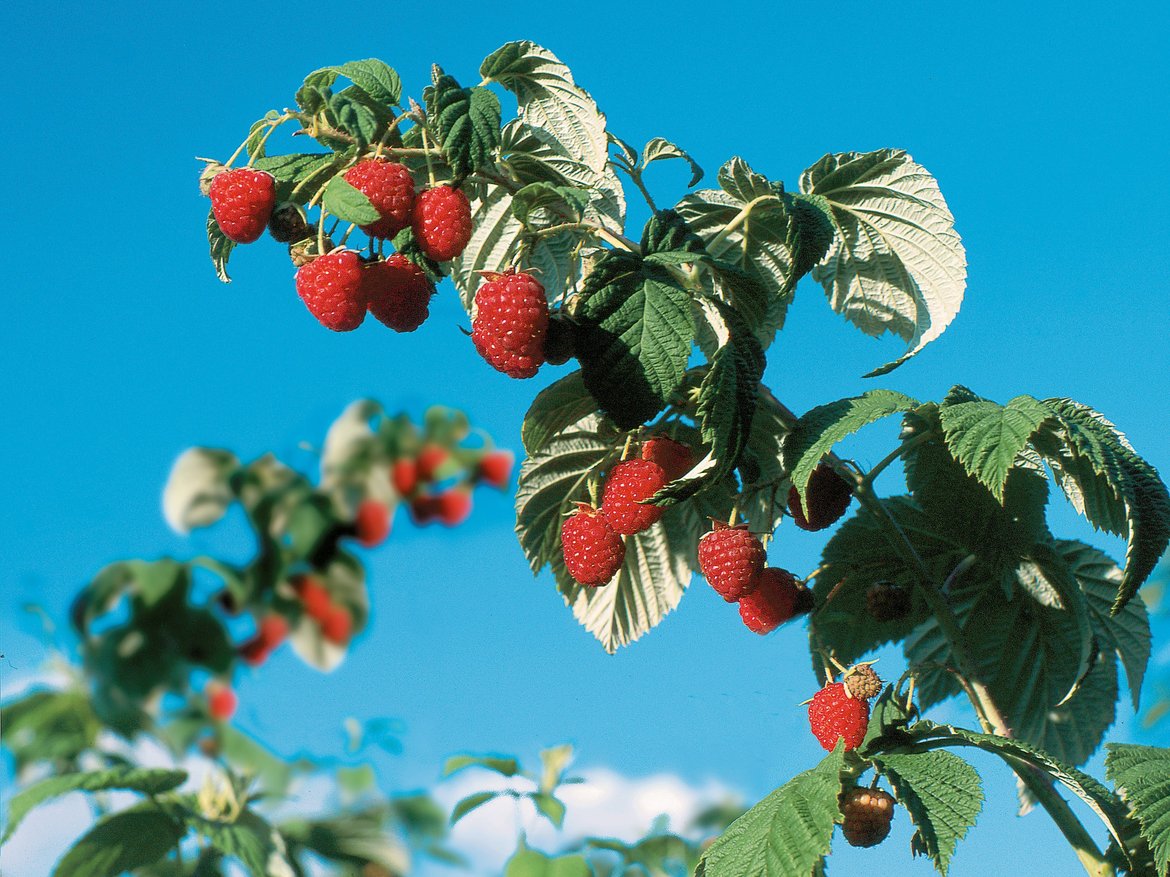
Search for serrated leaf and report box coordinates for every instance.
[784,390,918,499]
[206,210,234,283]
[321,174,380,225]
[875,751,982,875]
[252,153,338,205]
[521,372,601,456]
[697,747,844,877]
[4,767,187,843]
[799,149,966,375]
[641,137,703,186]
[938,391,1052,501]
[1105,743,1170,874]
[305,59,402,107]
[162,448,239,534]
[442,754,522,778]
[53,805,186,877]
[450,791,501,826]
[511,181,591,227]
[425,70,502,179]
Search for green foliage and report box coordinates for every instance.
[1105,744,1170,875]
[938,391,1052,501]
[425,67,502,180]
[1,689,101,775]
[205,210,234,283]
[504,845,592,877]
[302,59,403,109]
[321,174,381,224]
[442,754,522,778]
[54,805,187,877]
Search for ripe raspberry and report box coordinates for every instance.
[292,575,332,622]
[416,444,448,481]
[238,613,290,666]
[344,159,415,239]
[641,436,695,481]
[268,203,310,243]
[363,254,433,333]
[866,580,913,622]
[840,787,895,848]
[436,488,472,526]
[209,168,276,243]
[472,271,549,379]
[392,458,419,496]
[562,503,625,587]
[844,664,883,700]
[355,500,391,547]
[789,464,854,531]
[320,605,353,645]
[697,522,765,602]
[738,567,801,634]
[412,185,472,261]
[206,682,237,721]
[295,251,366,331]
[808,682,870,751]
[476,450,514,489]
[600,459,668,535]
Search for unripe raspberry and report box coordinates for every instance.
[363,254,434,333]
[344,159,415,239]
[866,580,913,622]
[738,568,801,634]
[268,203,310,243]
[416,444,448,482]
[600,459,668,535]
[789,464,854,531]
[392,458,419,496]
[295,251,366,331]
[436,488,473,526]
[808,682,869,751]
[844,664,883,700]
[206,682,237,721]
[840,787,896,848]
[355,499,391,547]
[476,450,514,489]
[562,503,625,587]
[209,168,275,243]
[412,185,472,261]
[472,270,550,379]
[320,605,353,645]
[292,574,332,622]
[641,436,695,481]
[697,522,765,602]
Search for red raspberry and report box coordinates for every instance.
[738,568,801,634]
[295,251,366,331]
[600,459,668,535]
[412,185,472,261]
[436,488,473,526]
[697,522,765,602]
[209,168,276,243]
[789,464,854,531]
[292,575,332,622]
[355,499,391,547]
[343,159,415,239]
[363,254,433,332]
[840,788,895,848]
[641,437,695,481]
[562,503,625,587]
[808,682,870,751]
[392,458,419,496]
[320,605,353,645]
[476,450,514,489]
[206,682,237,721]
[416,444,448,481]
[472,271,549,379]
[238,613,290,666]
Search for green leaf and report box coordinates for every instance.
[504,846,592,877]
[697,747,844,877]
[450,791,501,826]
[874,751,982,875]
[784,390,918,498]
[206,210,234,283]
[511,181,591,227]
[252,152,339,206]
[442,754,522,778]
[538,744,575,794]
[53,805,186,877]
[1105,743,1170,874]
[799,149,967,376]
[938,391,1052,501]
[1035,398,1170,611]
[178,807,287,876]
[305,59,402,107]
[1,689,101,774]
[641,137,703,186]
[4,767,187,843]
[320,174,380,225]
[576,251,695,430]
[425,69,501,179]
[530,793,567,829]
[521,371,601,456]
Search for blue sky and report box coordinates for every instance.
[2,0,1169,874]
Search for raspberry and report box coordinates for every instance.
[789,464,854,531]
[412,185,472,261]
[355,500,391,547]
[320,605,353,645]
[476,450,514,489]
[808,682,870,751]
[866,580,913,622]
[436,488,473,526]
[292,575,332,622]
[844,664,884,700]
[209,168,276,243]
[641,436,695,481]
[363,254,434,333]
[416,444,448,481]
[238,613,290,666]
[295,251,366,331]
[206,682,237,721]
[600,459,668,535]
[738,567,801,634]
[698,522,765,602]
[344,159,415,239]
[562,503,625,587]
[392,458,419,496]
[268,203,310,243]
[840,787,895,848]
[472,271,549,379]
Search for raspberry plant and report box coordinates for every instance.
[50,38,1170,876]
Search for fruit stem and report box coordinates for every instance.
[421,128,438,188]
[244,114,293,167]
[860,430,935,490]
[704,193,783,259]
